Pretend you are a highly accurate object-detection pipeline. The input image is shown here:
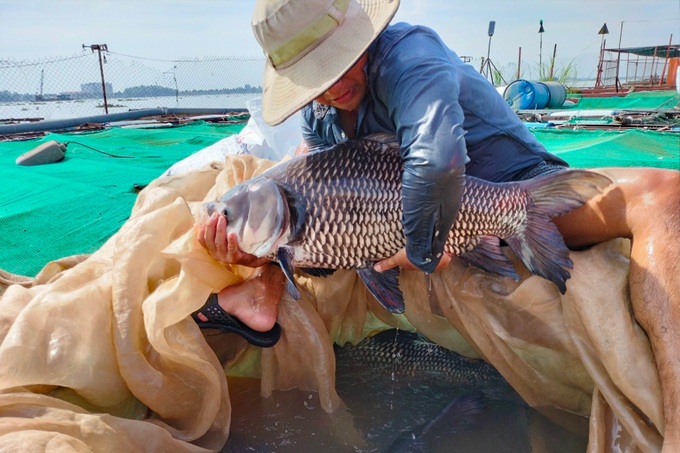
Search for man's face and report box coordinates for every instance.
[314,54,368,111]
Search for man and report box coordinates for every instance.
[196,1,680,449]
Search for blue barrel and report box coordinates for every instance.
[542,81,567,108]
[503,79,550,109]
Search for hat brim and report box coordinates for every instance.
[260,0,399,126]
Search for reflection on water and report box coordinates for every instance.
[223,330,588,452]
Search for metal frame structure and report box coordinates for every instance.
[595,40,679,91]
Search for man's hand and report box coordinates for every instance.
[374,248,452,273]
[198,213,270,267]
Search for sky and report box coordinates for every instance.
[1,0,679,83]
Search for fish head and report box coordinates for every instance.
[210,177,289,257]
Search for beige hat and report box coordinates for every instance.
[252,0,400,125]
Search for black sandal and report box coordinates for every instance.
[192,293,281,348]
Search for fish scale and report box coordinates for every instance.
[335,329,511,388]
[212,135,612,312]
[446,183,528,256]
[280,141,526,267]
[279,140,404,268]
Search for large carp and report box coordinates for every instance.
[334,329,510,389]
[207,135,611,313]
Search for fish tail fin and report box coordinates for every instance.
[507,169,612,294]
[524,169,612,217]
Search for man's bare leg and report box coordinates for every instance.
[555,167,680,449]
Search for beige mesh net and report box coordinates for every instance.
[0,155,664,452]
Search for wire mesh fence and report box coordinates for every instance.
[0,48,266,121]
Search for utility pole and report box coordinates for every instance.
[659,33,674,85]
[615,22,624,92]
[83,43,109,114]
[549,44,557,80]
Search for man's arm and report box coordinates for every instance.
[374,29,468,273]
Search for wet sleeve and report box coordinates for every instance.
[375,34,468,273]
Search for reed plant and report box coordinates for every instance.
[483,58,578,89]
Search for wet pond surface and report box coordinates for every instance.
[222,330,588,452]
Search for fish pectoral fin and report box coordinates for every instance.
[277,247,301,300]
[460,235,520,280]
[300,268,337,278]
[356,267,405,314]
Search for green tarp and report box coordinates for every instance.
[0,121,244,276]
[0,121,678,276]
[568,90,680,110]
[536,128,679,169]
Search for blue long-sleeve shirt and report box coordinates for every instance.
[301,22,566,272]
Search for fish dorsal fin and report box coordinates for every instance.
[459,235,519,280]
[356,267,405,314]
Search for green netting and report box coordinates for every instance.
[534,128,680,169]
[567,90,680,110]
[0,122,678,277]
[0,121,244,276]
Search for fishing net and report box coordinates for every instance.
[0,151,672,451]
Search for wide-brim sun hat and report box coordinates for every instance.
[252,0,400,126]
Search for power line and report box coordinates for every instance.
[0,54,91,69]
[106,51,264,63]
